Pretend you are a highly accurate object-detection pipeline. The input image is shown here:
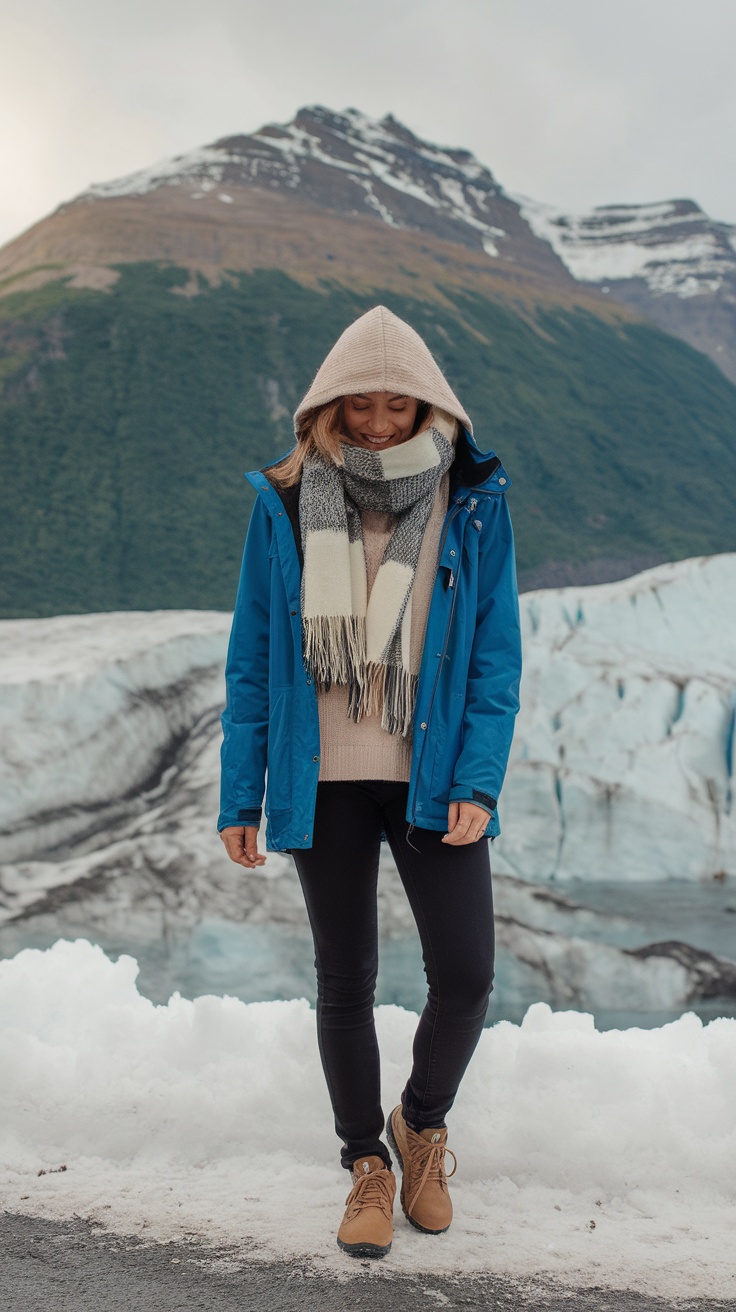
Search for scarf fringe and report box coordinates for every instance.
[303,614,366,688]
[347,660,418,738]
[304,618,418,737]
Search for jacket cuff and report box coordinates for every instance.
[449,785,497,814]
[217,806,262,831]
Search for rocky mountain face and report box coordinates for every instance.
[77,105,569,281]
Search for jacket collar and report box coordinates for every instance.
[449,426,510,496]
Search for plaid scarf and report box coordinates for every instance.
[299,421,455,736]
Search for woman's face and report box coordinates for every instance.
[342,392,420,451]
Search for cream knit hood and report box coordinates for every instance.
[294,305,472,433]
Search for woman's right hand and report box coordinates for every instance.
[219,825,266,869]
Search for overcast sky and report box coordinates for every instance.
[1,0,735,249]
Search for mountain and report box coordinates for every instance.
[5,105,735,380]
[0,105,591,302]
[1,106,735,617]
[519,195,736,384]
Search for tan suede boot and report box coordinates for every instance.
[386,1105,457,1234]
[336,1155,396,1258]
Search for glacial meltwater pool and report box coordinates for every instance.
[2,877,734,1031]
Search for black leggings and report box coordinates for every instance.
[289,780,495,1170]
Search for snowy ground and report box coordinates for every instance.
[1,940,734,1301]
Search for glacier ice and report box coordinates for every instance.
[1,556,735,1020]
[496,553,736,881]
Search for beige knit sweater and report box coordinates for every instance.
[317,470,450,781]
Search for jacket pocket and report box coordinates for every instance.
[429,691,464,803]
[429,726,448,801]
[265,688,293,815]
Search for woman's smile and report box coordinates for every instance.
[343,391,419,449]
[359,432,393,448]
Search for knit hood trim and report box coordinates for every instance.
[294,305,472,433]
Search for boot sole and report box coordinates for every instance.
[385,1109,451,1236]
[336,1237,391,1258]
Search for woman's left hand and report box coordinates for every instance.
[442,801,491,845]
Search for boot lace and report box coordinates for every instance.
[344,1167,394,1220]
[406,1139,457,1213]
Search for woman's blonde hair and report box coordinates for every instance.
[268,397,434,487]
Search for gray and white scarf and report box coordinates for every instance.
[299,417,455,736]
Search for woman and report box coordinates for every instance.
[218,306,521,1259]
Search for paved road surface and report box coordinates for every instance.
[2,1212,733,1312]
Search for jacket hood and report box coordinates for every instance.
[294,305,472,433]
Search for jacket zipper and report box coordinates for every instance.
[435,495,464,569]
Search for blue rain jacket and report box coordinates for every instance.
[218,427,522,850]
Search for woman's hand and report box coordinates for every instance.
[219,825,266,869]
[442,801,491,845]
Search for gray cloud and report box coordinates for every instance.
[1,0,735,248]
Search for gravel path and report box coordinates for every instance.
[2,1212,734,1312]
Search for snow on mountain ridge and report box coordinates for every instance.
[81,145,244,201]
[78,105,510,258]
[518,194,736,299]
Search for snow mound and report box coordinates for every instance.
[1,939,734,1297]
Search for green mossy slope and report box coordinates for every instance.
[1,263,735,617]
